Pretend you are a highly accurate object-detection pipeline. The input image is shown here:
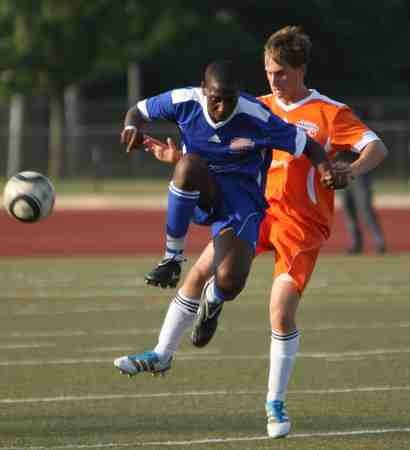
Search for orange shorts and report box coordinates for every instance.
[256,213,324,294]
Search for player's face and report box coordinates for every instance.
[202,80,239,123]
[264,55,305,103]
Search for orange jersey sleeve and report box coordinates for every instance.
[330,107,380,152]
[259,90,379,238]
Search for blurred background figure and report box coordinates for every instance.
[342,171,387,254]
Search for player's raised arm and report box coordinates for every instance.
[120,104,146,153]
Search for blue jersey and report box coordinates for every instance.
[137,87,306,184]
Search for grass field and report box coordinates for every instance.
[1,254,410,449]
[1,176,409,197]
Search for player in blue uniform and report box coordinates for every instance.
[114,60,335,376]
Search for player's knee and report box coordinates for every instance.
[173,154,207,190]
[189,263,210,289]
[270,309,296,333]
[215,266,248,301]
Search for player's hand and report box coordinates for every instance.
[328,160,353,189]
[143,134,182,164]
[319,160,352,190]
[120,126,144,153]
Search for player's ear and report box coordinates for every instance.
[201,80,207,95]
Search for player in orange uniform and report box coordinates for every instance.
[248,27,387,437]
[140,26,388,438]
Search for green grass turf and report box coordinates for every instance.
[0,176,409,196]
[1,254,410,449]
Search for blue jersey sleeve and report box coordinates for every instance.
[263,114,307,157]
[141,91,176,121]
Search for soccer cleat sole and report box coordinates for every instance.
[145,278,178,288]
[116,363,171,377]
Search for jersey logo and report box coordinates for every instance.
[208,134,221,143]
[229,138,255,151]
[270,159,288,169]
[295,120,319,138]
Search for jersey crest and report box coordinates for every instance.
[295,120,319,138]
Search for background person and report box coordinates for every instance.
[341,171,386,254]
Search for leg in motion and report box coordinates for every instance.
[114,243,214,376]
[266,275,301,438]
[145,154,217,287]
[113,291,199,377]
[192,229,254,347]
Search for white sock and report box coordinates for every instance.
[203,277,223,305]
[165,235,185,260]
[154,291,200,360]
[267,329,300,402]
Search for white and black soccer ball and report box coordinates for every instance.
[3,171,55,223]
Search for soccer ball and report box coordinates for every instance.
[3,171,55,223]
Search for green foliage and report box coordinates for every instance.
[196,0,410,95]
[0,1,101,95]
[0,0,259,97]
[0,0,408,99]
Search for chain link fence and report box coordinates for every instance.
[0,96,409,181]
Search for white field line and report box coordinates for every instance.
[1,348,410,366]
[0,343,56,349]
[2,321,410,339]
[2,291,145,300]
[75,348,221,354]
[1,385,410,405]
[0,329,160,338]
[12,305,146,315]
[1,427,410,449]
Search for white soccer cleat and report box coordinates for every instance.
[266,400,291,438]
[114,351,172,377]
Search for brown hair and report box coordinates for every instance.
[264,25,312,68]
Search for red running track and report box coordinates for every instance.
[0,209,409,257]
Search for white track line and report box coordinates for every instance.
[1,348,410,366]
[1,385,410,405]
[1,427,410,449]
[3,321,410,338]
[0,343,56,349]
[2,291,143,300]
[13,305,144,315]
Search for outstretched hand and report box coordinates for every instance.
[120,127,144,153]
[143,135,182,164]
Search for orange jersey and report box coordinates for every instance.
[259,90,379,239]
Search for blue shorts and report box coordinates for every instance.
[192,173,267,250]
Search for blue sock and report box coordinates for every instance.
[165,181,200,257]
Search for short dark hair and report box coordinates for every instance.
[204,60,240,90]
[264,25,312,68]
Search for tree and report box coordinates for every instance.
[0,1,103,177]
[0,1,259,177]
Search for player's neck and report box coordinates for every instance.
[277,86,310,105]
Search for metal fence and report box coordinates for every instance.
[0,96,409,180]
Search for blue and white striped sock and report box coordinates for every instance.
[267,329,300,402]
[165,181,200,258]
